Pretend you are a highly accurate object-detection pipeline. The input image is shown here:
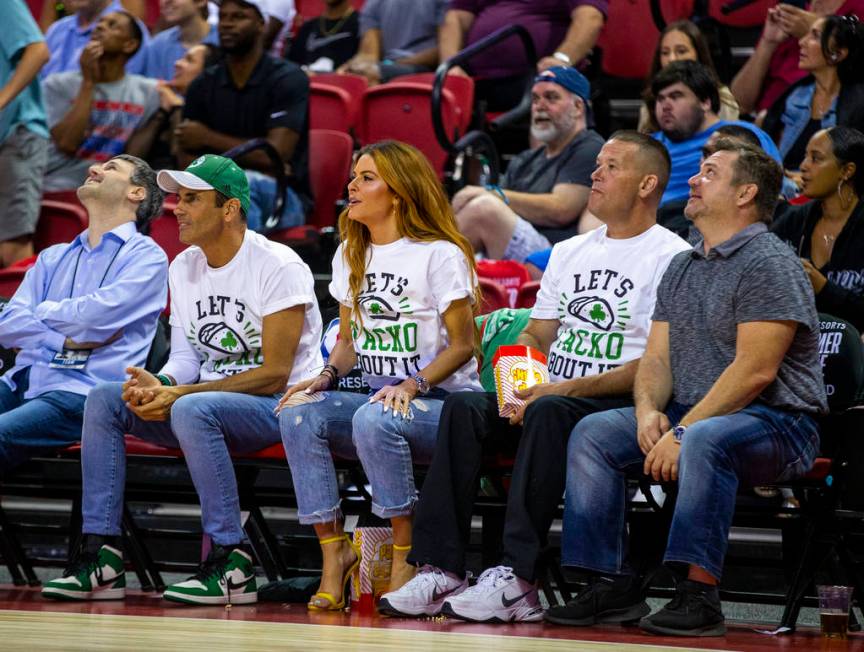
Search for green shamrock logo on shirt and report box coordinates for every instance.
[590,303,607,323]
[220,331,239,351]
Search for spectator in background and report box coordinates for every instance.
[37,0,148,31]
[128,43,220,168]
[41,0,150,78]
[42,11,159,192]
[259,0,296,57]
[338,0,446,84]
[453,67,603,262]
[772,126,864,330]
[701,123,763,159]
[176,0,310,233]
[761,15,864,173]
[650,61,781,235]
[639,20,739,133]
[288,0,360,73]
[1,1,50,268]
[731,0,863,118]
[0,154,167,476]
[439,0,606,112]
[140,0,218,81]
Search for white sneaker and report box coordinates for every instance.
[441,566,543,623]
[377,565,468,617]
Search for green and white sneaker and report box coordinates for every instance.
[42,543,126,601]
[163,546,258,605]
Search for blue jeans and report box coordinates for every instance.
[562,402,820,580]
[0,368,86,474]
[279,390,444,524]
[81,383,281,546]
[245,170,307,234]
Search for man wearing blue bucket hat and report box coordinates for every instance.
[452,66,604,263]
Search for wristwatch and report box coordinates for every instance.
[411,374,430,396]
[552,51,572,65]
[672,424,687,443]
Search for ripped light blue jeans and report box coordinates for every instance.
[279,390,443,524]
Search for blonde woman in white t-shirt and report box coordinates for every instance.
[276,140,482,611]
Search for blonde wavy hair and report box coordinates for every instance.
[338,140,481,324]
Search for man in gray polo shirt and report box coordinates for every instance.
[545,139,827,637]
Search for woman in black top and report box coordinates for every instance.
[772,126,864,331]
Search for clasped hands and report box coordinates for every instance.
[637,409,681,482]
[122,366,183,421]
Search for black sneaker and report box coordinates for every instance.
[544,574,649,626]
[640,579,726,637]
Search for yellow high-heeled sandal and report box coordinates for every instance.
[387,543,415,592]
[308,534,361,611]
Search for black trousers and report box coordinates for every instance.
[409,391,632,581]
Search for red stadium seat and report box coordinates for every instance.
[515,280,541,309]
[357,82,462,177]
[477,259,531,308]
[34,199,89,251]
[311,73,368,102]
[597,0,694,79]
[307,128,354,229]
[396,72,475,134]
[148,196,186,263]
[269,128,354,244]
[0,268,28,298]
[149,213,186,263]
[309,83,359,133]
[479,277,510,314]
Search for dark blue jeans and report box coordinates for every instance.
[562,402,820,580]
[0,368,86,474]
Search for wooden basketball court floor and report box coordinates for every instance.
[1,587,861,652]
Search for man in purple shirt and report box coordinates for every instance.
[439,0,607,110]
[40,0,150,79]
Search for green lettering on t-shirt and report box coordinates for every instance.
[403,322,418,352]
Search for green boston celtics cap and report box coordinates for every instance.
[157,154,250,214]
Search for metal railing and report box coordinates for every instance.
[429,25,538,183]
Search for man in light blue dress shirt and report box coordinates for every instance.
[0,153,168,474]
[40,0,150,79]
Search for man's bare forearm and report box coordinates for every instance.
[51,81,95,154]
[177,364,292,397]
[0,41,49,111]
[633,354,673,415]
[561,358,638,398]
[677,360,775,427]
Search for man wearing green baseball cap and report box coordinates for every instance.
[42,154,325,606]
[158,153,252,216]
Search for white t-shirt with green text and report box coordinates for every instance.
[531,224,690,382]
[168,230,323,386]
[329,238,481,393]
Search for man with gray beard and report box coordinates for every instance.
[452,67,603,262]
